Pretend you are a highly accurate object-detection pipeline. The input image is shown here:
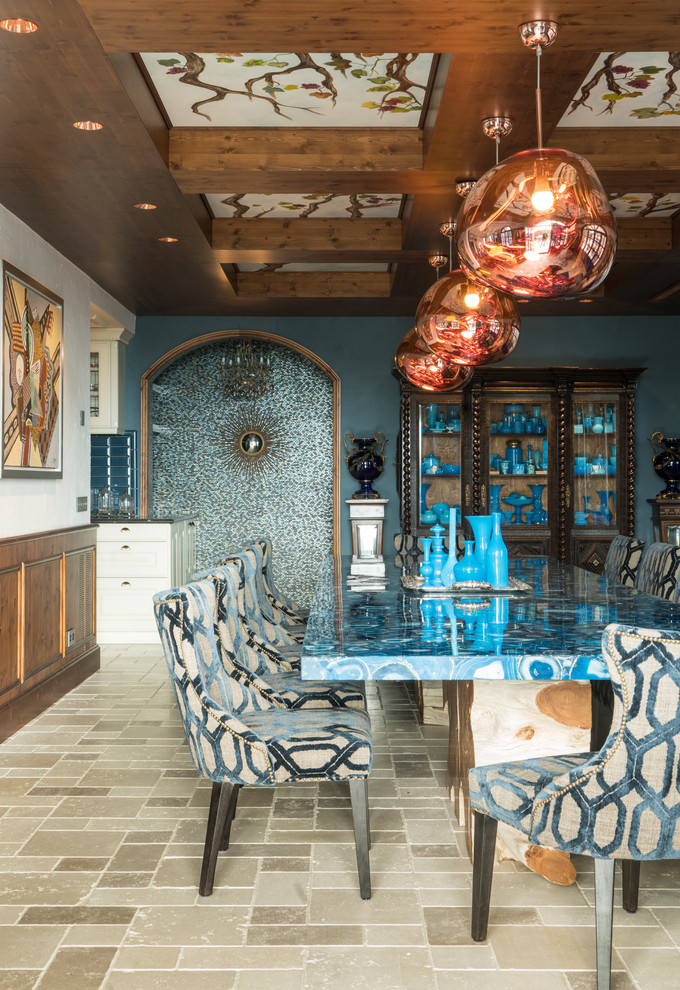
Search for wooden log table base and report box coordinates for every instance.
[446,680,592,886]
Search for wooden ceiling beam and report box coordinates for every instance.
[616,218,676,258]
[550,128,680,178]
[235,271,393,298]
[169,128,423,184]
[212,217,403,255]
[78,0,680,53]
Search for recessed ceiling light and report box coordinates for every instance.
[73,120,103,131]
[0,18,38,33]
[134,203,157,210]
[516,298,530,304]
[158,236,178,243]
[578,298,594,304]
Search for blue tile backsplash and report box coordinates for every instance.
[90,431,138,516]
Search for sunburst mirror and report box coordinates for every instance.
[222,405,283,480]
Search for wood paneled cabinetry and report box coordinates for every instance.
[397,367,642,573]
[0,526,99,742]
[96,518,196,643]
[90,325,133,434]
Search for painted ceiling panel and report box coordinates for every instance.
[207,192,404,219]
[561,51,680,126]
[609,192,680,216]
[140,52,434,126]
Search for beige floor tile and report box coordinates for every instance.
[0,924,66,967]
[253,871,310,907]
[310,888,421,925]
[104,972,237,990]
[62,924,132,946]
[304,947,437,990]
[125,905,249,946]
[436,972,572,989]
[180,946,305,969]
[617,946,680,989]
[237,971,302,990]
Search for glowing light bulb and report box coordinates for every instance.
[463,286,480,308]
[530,175,554,212]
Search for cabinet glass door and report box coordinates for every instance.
[487,397,550,526]
[572,395,618,528]
[418,399,462,530]
[90,351,100,417]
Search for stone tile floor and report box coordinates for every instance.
[0,644,678,989]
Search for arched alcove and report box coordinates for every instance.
[140,330,340,606]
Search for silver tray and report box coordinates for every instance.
[400,574,532,597]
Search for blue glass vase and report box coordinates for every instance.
[487,511,509,589]
[454,540,485,582]
[466,514,492,580]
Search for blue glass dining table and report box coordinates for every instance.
[300,554,680,883]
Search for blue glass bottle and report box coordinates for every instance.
[466,514,492,580]
[487,511,509,589]
[454,540,485,582]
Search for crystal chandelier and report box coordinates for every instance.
[221,339,271,401]
[455,21,616,299]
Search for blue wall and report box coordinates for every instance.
[127,314,680,551]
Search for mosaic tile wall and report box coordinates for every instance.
[149,338,334,606]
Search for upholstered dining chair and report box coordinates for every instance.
[201,559,367,712]
[602,535,645,588]
[467,622,680,990]
[253,536,310,624]
[194,556,300,671]
[634,542,680,599]
[153,578,372,899]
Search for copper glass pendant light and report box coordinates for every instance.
[455,21,617,299]
[394,328,474,392]
[415,221,520,366]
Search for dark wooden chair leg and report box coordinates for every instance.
[471,811,498,942]
[219,783,241,851]
[199,782,235,897]
[622,860,640,914]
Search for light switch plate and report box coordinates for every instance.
[76,496,88,512]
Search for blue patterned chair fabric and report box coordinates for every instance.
[195,551,302,651]
[153,579,372,898]
[253,537,308,624]
[468,622,680,989]
[634,542,680,600]
[194,558,297,674]
[602,535,645,588]
[201,561,366,713]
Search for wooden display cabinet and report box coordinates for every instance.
[396,367,643,572]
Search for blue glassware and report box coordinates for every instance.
[420,482,431,514]
[440,509,457,587]
[419,538,433,586]
[501,492,533,525]
[487,511,509,589]
[596,490,612,524]
[528,484,548,525]
[454,540,485,582]
[429,523,446,586]
[466,514,492,579]
[489,484,504,512]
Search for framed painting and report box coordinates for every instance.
[2,263,63,478]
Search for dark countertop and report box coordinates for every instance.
[92,516,196,524]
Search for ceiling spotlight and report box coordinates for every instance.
[134,203,157,210]
[0,18,38,32]
[455,180,477,198]
[73,120,103,131]
[158,236,178,243]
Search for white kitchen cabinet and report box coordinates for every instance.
[96,517,197,643]
[90,325,133,434]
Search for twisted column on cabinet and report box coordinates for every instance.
[401,385,412,533]
[471,389,481,513]
[557,384,568,561]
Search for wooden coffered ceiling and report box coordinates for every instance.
[1,1,680,317]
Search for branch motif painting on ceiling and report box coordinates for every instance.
[140,52,434,125]
[563,51,680,125]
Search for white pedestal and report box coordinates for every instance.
[346,498,388,576]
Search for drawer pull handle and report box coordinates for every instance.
[121,544,131,550]
[121,581,131,587]
[121,527,131,533]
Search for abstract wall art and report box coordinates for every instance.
[2,264,63,477]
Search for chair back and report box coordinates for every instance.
[634,542,680,599]
[603,535,645,587]
[528,623,680,860]
[153,581,274,785]
[254,537,301,618]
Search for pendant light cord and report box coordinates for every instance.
[536,45,543,149]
